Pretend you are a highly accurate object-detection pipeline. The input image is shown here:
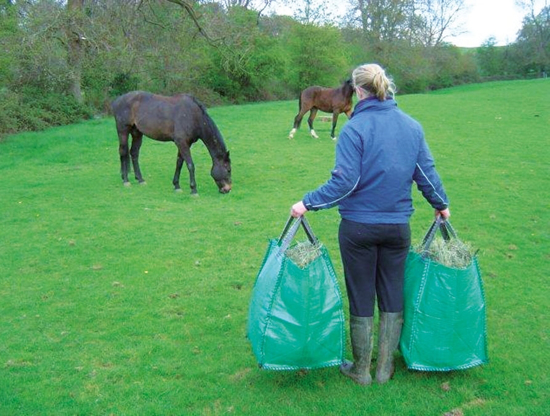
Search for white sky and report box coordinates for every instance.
[273,0,546,48]
[452,0,526,47]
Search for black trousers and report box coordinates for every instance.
[338,219,411,317]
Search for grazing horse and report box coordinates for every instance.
[289,79,354,140]
[111,91,231,195]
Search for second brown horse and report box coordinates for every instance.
[289,79,354,140]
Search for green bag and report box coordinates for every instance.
[247,217,345,370]
[400,219,489,371]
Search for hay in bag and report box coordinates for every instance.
[400,218,488,371]
[247,216,345,370]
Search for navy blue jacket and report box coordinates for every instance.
[302,97,449,224]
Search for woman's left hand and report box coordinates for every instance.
[435,208,451,219]
[291,201,308,218]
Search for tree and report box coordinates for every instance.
[203,6,289,101]
[0,0,18,88]
[351,0,413,44]
[219,0,276,16]
[66,0,85,103]
[414,0,466,46]
[11,1,69,93]
[344,0,466,47]
[286,22,350,91]
[515,1,550,75]
[475,37,501,77]
[292,0,336,24]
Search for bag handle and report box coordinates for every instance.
[278,216,319,254]
[420,217,458,258]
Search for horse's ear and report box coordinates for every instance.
[225,150,231,161]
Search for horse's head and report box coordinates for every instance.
[343,78,354,97]
[211,151,232,193]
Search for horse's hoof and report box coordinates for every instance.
[123,182,131,187]
[139,181,147,185]
[289,128,296,139]
[174,188,183,193]
[191,193,199,198]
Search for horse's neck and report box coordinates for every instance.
[200,131,227,161]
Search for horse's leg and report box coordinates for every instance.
[289,113,303,139]
[117,128,131,186]
[173,143,197,194]
[330,112,340,140]
[289,105,308,139]
[172,150,185,192]
[130,130,146,184]
[308,108,319,139]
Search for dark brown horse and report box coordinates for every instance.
[289,79,354,140]
[112,91,231,195]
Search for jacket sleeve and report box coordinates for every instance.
[413,138,449,210]
[302,129,361,211]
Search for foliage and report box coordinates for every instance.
[285,22,351,92]
[9,1,69,93]
[203,6,290,102]
[414,0,467,46]
[345,0,467,47]
[0,0,548,137]
[108,72,141,101]
[474,5,550,80]
[291,0,337,24]
[514,5,550,76]
[476,37,506,78]
[427,43,479,89]
[0,80,548,414]
[0,88,93,138]
[342,34,479,94]
[0,0,19,87]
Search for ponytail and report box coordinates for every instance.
[352,64,396,100]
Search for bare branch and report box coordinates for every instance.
[164,0,222,46]
[136,1,168,29]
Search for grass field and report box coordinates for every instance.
[0,79,548,415]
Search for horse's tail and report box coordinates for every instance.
[111,94,124,117]
[294,95,303,129]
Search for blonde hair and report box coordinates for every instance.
[352,63,396,100]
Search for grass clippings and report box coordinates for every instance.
[415,237,474,269]
[285,240,323,268]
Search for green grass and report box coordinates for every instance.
[0,79,548,415]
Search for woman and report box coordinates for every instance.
[291,63,450,385]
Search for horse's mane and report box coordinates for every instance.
[188,95,228,155]
[342,79,354,97]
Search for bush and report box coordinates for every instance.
[109,72,141,99]
[0,88,93,139]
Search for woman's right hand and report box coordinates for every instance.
[291,201,308,218]
[436,208,451,219]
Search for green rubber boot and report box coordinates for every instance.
[340,315,374,385]
[375,311,403,384]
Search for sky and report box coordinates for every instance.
[452,0,528,47]
[273,0,546,48]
